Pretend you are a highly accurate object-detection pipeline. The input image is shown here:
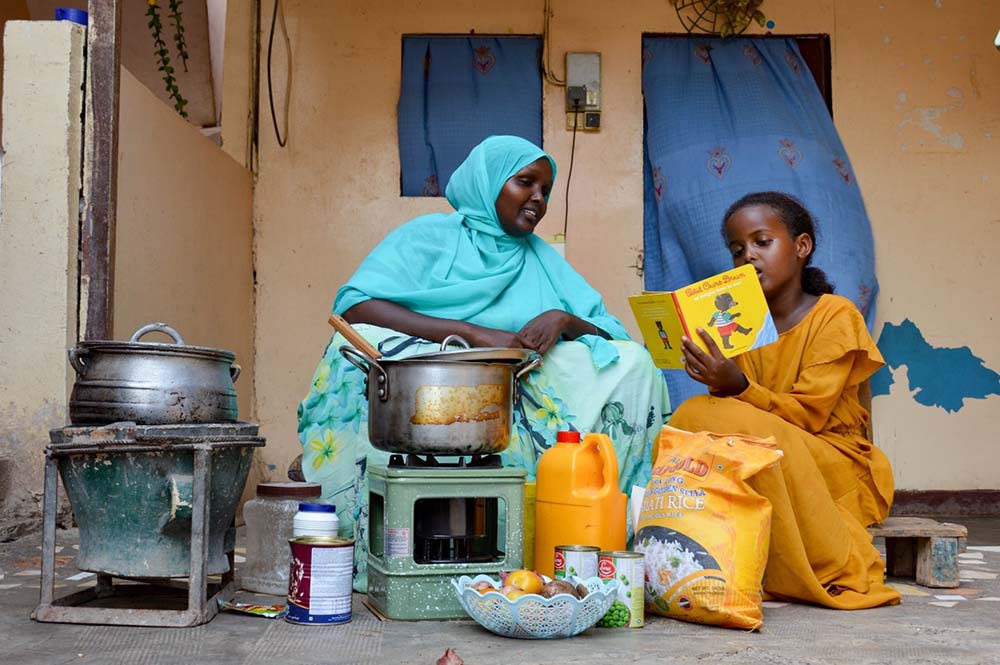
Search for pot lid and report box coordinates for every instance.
[75,340,236,361]
[74,322,236,362]
[405,346,539,364]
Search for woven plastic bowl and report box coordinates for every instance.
[451,575,618,639]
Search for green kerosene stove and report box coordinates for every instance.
[367,453,525,620]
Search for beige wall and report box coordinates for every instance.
[220,0,254,166]
[836,2,999,489]
[243,0,1000,490]
[114,67,255,423]
[0,21,84,533]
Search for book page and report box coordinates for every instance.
[627,294,687,369]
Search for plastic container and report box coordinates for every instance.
[533,431,626,577]
[242,482,322,595]
[293,503,340,538]
[522,481,536,571]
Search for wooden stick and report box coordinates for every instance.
[328,314,382,359]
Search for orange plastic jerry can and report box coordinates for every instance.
[532,431,627,578]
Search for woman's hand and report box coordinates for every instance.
[519,310,575,355]
[460,323,528,349]
[681,328,749,396]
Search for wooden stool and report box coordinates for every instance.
[869,517,968,588]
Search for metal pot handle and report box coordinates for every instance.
[339,345,390,401]
[67,347,88,377]
[229,364,242,383]
[515,355,543,380]
[129,322,185,345]
[440,334,471,351]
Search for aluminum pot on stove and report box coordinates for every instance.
[339,335,541,455]
[68,322,241,425]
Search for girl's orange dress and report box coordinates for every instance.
[670,294,901,609]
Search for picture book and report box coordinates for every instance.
[627,264,778,370]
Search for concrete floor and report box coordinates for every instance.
[1,519,998,665]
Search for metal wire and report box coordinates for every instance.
[542,0,566,86]
[267,0,291,147]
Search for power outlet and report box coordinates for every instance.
[565,111,601,131]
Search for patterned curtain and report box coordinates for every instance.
[398,35,543,196]
[642,36,879,406]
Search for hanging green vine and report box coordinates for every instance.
[167,0,189,73]
[146,0,189,118]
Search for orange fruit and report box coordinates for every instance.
[506,569,544,594]
[504,588,527,601]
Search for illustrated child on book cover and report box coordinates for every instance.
[655,320,673,349]
[707,292,753,349]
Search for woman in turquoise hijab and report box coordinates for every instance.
[298,136,670,591]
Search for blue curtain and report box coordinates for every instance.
[642,36,879,406]
[398,36,543,196]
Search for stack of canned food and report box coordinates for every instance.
[553,545,644,629]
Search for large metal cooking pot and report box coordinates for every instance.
[340,337,541,455]
[68,323,241,425]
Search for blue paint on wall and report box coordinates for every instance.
[871,319,1000,412]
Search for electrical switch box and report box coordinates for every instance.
[565,52,600,131]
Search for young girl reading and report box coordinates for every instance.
[670,191,900,609]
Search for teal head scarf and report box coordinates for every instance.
[445,135,556,238]
[334,135,629,365]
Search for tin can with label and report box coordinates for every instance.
[598,550,644,628]
[286,536,354,625]
[553,545,600,580]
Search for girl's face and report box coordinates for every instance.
[495,158,553,237]
[724,204,812,299]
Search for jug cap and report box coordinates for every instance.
[298,503,336,513]
[556,431,581,443]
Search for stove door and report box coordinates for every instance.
[413,497,502,564]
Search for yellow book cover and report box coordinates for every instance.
[628,265,778,369]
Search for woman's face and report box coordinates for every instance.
[494,158,553,237]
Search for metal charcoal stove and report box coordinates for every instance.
[366,452,525,620]
[33,421,264,627]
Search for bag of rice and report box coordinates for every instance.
[635,426,782,630]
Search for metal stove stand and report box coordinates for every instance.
[33,422,264,628]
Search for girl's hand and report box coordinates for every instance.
[518,310,573,355]
[681,328,749,396]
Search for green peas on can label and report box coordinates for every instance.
[554,545,599,580]
[598,551,644,628]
